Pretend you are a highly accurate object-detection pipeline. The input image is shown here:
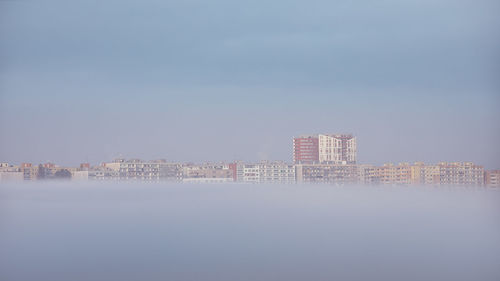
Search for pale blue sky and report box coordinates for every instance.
[1,0,499,168]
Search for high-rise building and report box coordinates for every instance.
[293,135,319,164]
[318,134,356,164]
[293,134,356,164]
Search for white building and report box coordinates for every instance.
[0,164,23,182]
[318,134,356,164]
[235,162,295,183]
[182,163,233,182]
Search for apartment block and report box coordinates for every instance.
[485,170,500,188]
[111,159,182,181]
[258,162,296,183]
[293,135,319,164]
[318,134,357,164]
[89,167,120,181]
[182,164,233,183]
[377,163,411,185]
[358,164,379,185]
[20,163,38,180]
[296,164,359,185]
[236,163,260,183]
[436,162,484,186]
[294,134,356,164]
[232,162,296,183]
[0,163,23,182]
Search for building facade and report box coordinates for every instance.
[436,162,484,186]
[293,135,319,164]
[485,170,500,188]
[376,163,411,185]
[296,164,359,185]
[233,162,296,183]
[182,164,233,183]
[318,134,357,164]
[293,134,356,164]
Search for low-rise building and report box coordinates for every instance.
[485,170,500,188]
[0,163,23,182]
[357,164,379,185]
[20,163,38,180]
[182,163,233,182]
[258,161,295,184]
[296,164,358,185]
[233,162,295,183]
[377,163,411,185]
[117,159,182,181]
[437,162,484,186]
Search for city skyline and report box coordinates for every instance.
[1,134,499,170]
[1,131,499,169]
[2,157,497,187]
[1,133,499,187]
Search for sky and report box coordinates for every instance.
[0,0,499,168]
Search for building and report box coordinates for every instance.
[232,162,296,183]
[358,164,379,185]
[296,164,359,185]
[88,166,120,181]
[293,135,319,164]
[20,163,38,180]
[293,134,356,164]
[237,163,260,183]
[422,165,440,185]
[72,171,89,181]
[485,170,500,188]
[376,163,411,185]
[258,161,295,183]
[182,163,233,183]
[0,171,23,182]
[80,163,90,170]
[117,159,182,181]
[0,163,23,182]
[318,134,356,164]
[410,162,425,185]
[437,162,484,186]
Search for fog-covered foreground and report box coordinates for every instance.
[0,183,499,281]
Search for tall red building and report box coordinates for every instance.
[293,135,319,164]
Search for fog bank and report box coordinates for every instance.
[1,183,499,281]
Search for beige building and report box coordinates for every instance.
[484,170,500,188]
[377,163,411,185]
[436,162,484,186]
[20,163,38,180]
[408,162,483,187]
[357,164,379,185]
